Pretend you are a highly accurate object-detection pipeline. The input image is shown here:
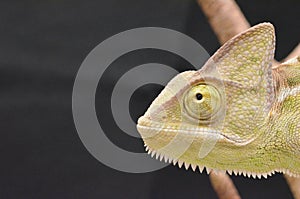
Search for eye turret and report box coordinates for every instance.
[183,84,222,121]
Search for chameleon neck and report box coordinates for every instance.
[258,59,300,175]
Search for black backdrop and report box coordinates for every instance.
[1,0,299,198]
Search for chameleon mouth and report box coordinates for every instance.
[137,124,226,139]
[136,116,233,142]
[137,115,259,146]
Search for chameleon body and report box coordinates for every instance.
[136,23,300,178]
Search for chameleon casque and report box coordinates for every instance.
[136,23,300,179]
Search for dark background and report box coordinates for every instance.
[1,0,299,198]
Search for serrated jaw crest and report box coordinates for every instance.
[143,145,299,179]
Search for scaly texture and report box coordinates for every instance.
[137,23,300,179]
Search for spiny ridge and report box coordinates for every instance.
[144,145,299,179]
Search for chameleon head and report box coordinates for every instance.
[137,23,276,172]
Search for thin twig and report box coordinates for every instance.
[209,172,241,199]
[196,0,279,66]
[285,175,300,199]
[197,0,249,45]
[283,43,300,62]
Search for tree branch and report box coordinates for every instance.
[197,0,249,45]
[210,172,241,199]
[285,175,300,199]
[284,43,300,62]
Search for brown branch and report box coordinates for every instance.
[283,43,300,62]
[209,172,241,199]
[197,0,250,45]
[285,175,300,199]
[196,0,300,199]
[196,0,280,66]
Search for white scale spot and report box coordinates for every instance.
[278,86,300,102]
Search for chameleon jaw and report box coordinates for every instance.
[143,141,299,179]
[137,118,300,179]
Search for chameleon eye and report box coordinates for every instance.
[184,84,222,121]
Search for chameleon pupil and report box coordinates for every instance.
[196,93,203,100]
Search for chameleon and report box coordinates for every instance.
[136,22,300,179]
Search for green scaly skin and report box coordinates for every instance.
[137,23,300,179]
